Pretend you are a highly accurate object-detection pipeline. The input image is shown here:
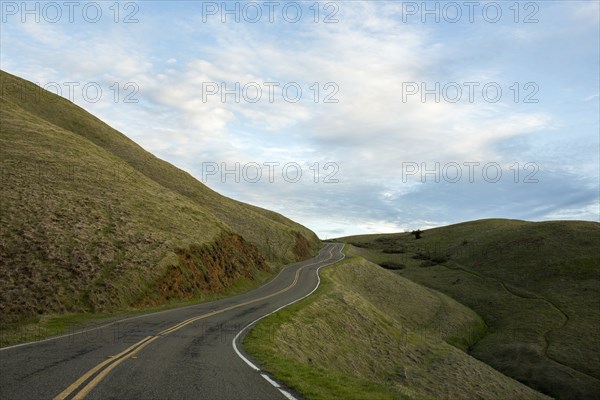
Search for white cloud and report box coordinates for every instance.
[1,1,597,237]
[543,203,599,222]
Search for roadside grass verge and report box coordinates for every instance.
[244,256,548,400]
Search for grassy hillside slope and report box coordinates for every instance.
[339,219,600,400]
[0,70,319,328]
[245,256,549,400]
[0,70,319,265]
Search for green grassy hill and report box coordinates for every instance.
[246,256,549,399]
[0,70,320,330]
[337,219,600,400]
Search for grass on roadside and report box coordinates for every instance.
[244,255,548,400]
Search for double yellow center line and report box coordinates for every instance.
[54,335,160,400]
[53,246,335,400]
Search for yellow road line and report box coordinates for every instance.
[72,336,160,400]
[54,245,338,399]
[154,247,330,336]
[159,265,303,335]
[156,268,302,335]
[52,336,155,400]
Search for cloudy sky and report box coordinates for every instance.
[1,1,598,237]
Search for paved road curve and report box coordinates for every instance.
[0,243,345,400]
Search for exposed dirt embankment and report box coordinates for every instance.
[0,228,268,324]
[155,233,268,301]
[294,232,313,260]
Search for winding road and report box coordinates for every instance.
[0,243,345,400]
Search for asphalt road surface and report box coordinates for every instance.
[0,243,345,400]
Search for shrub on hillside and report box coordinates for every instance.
[378,262,405,270]
[382,248,405,254]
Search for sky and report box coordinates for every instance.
[1,0,598,238]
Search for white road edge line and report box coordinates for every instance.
[279,389,298,400]
[261,374,281,387]
[232,243,345,400]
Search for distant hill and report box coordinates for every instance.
[337,219,600,400]
[0,70,320,324]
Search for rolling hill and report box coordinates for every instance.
[0,70,320,330]
[337,219,600,400]
[245,255,550,399]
